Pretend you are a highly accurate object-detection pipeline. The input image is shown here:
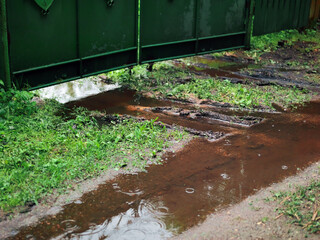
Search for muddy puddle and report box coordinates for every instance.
[179,56,320,92]
[65,88,246,134]
[7,51,320,239]
[9,84,320,239]
[174,56,252,82]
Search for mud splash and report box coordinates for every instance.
[9,93,320,239]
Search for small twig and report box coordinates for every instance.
[275,213,284,219]
[303,223,310,229]
[312,204,318,221]
[280,196,290,205]
[294,213,301,221]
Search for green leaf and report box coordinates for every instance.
[34,0,55,11]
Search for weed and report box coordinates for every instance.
[0,88,187,211]
[273,181,320,234]
[107,62,311,109]
[246,29,320,63]
[107,62,191,94]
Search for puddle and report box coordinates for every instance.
[174,56,258,83]
[66,88,241,134]
[178,56,320,92]
[35,77,120,104]
[7,55,320,239]
[66,88,167,114]
[10,98,320,239]
[188,56,243,70]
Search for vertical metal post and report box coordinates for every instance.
[194,0,200,54]
[0,0,11,89]
[137,0,141,64]
[245,0,255,49]
[75,0,83,78]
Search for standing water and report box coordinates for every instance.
[9,84,320,239]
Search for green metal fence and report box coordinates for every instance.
[253,0,312,36]
[0,0,313,90]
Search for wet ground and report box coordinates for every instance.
[5,39,320,239]
[178,54,320,92]
[36,78,120,104]
[8,86,320,239]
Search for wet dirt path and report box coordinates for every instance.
[9,86,320,239]
[177,55,320,92]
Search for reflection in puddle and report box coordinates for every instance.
[11,100,320,239]
[220,173,230,180]
[35,77,120,103]
[56,200,173,240]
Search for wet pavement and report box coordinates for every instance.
[9,85,320,239]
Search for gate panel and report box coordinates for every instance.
[140,0,249,63]
[6,0,138,89]
[197,0,247,53]
[78,0,138,76]
[140,0,197,63]
[7,0,78,88]
[253,0,312,36]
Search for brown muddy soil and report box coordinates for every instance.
[177,39,320,94]
[150,107,263,127]
[3,94,320,239]
[1,36,320,239]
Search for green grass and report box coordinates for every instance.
[159,79,310,109]
[107,63,311,109]
[251,29,320,52]
[106,62,192,92]
[0,87,186,211]
[273,181,320,234]
[246,29,320,63]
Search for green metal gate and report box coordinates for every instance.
[0,0,314,90]
[140,0,249,63]
[5,0,138,89]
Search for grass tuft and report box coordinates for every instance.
[0,88,186,211]
[273,181,320,234]
[107,63,311,109]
